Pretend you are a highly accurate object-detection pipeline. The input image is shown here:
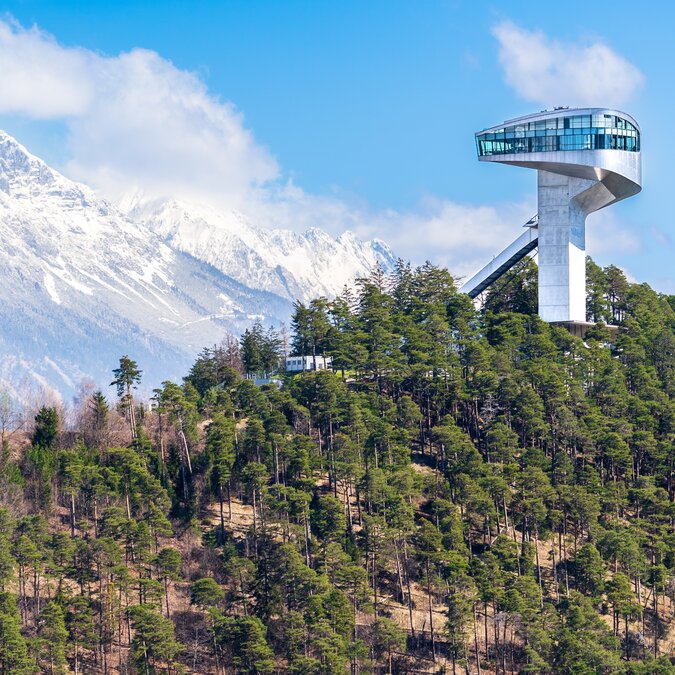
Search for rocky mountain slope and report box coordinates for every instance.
[128,198,392,302]
[0,132,394,399]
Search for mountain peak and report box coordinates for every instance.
[0,130,61,193]
[0,129,47,167]
[0,130,101,209]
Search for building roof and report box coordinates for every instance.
[476,107,640,135]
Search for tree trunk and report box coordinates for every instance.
[473,605,482,675]
[218,483,226,542]
[402,539,415,641]
[252,488,258,559]
[534,529,543,606]
[426,559,435,662]
[551,533,559,601]
[394,541,405,603]
[165,576,171,617]
[178,427,193,474]
[70,491,77,537]
[653,590,659,657]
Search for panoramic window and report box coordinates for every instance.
[476,113,640,157]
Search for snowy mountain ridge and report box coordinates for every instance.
[127,197,393,302]
[0,131,394,399]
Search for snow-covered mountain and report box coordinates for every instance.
[128,199,393,302]
[0,131,394,400]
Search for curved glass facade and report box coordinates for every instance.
[476,113,639,157]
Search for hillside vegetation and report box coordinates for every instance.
[0,258,674,674]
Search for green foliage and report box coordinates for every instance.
[31,407,59,449]
[190,577,224,608]
[214,614,274,674]
[310,494,346,544]
[552,593,622,673]
[574,543,606,597]
[64,595,97,655]
[36,602,67,674]
[128,605,182,673]
[111,355,143,399]
[185,344,242,396]
[0,593,35,674]
[484,256,538,315]
[111,355,143,439]
[371,616,406,667]
[155,547,181,579]
[241,321,282,375]
[0,261,673,673]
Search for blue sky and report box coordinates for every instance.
[0,1,671,291]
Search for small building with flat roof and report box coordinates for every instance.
[285,355,333,372]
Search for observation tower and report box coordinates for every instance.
[460,108,641,332]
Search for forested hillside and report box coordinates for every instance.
[0,258,674,674]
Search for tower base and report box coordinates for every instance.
[551,321,619,340]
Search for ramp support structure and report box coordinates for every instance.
[459,218,538,299]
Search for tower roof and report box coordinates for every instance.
[477,107,640,135]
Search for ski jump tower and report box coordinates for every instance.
[461,108,641,332]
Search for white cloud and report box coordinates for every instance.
[0,20,94,118]
[586,209,641,256]
[0,19,278,206]
[241,182,538,278]
[364,198,536,279]
[0,18,645,284]
[492,21,644,108]
[0,17,530,277]
[347,197,639,280]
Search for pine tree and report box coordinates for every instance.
[190,578,224,609]
[88,391,110,449]
[128,605,182,674]
[111,355,142,439]
[206,413,236,537]
[371,617,406,674]
[36,601,68,675]
[154,548,181,618]
[214,615,274,675]
[0,592,35,674]
[24,407,60,513]
[64,595,97,675]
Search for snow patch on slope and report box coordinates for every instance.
[43,273,61,305]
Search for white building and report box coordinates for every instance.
[285,355,333,372]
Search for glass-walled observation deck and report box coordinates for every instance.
[476,112,640,157]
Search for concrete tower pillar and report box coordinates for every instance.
[537,170,594,323]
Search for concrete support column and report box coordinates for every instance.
[537,170,594,323]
